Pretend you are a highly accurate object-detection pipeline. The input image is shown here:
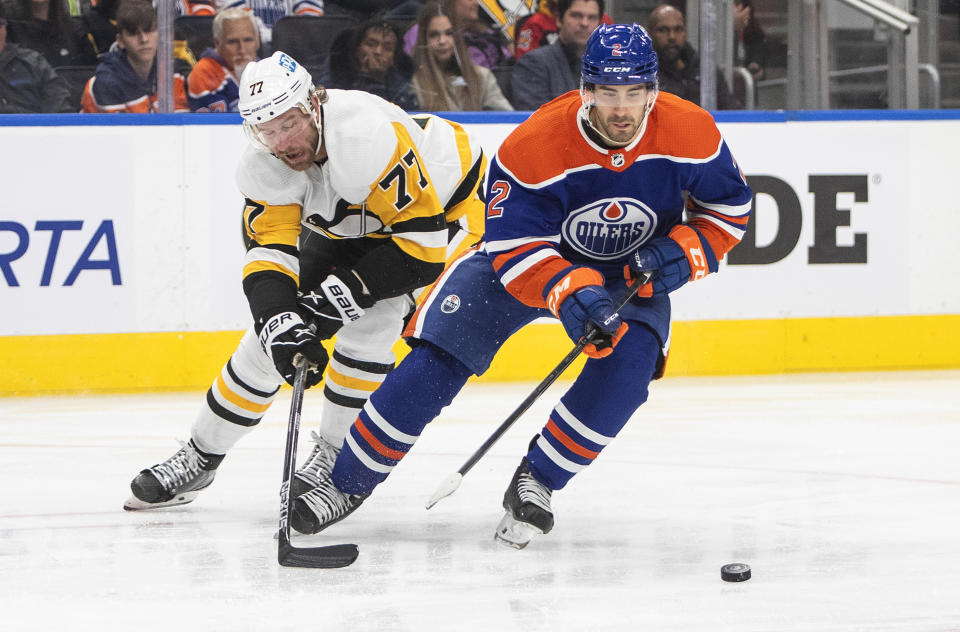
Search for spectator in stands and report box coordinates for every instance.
[404,0,511,70]
[187,7,258,111]
[647,3,738,109]
[411,0,511,111]
[1,0,97,66]
[733,0,766,83]
[514,0,558,60]
[514,0,611,60]
[0,2,73,111]
[81,0,188,112]
[218,0,323,45]
[316,15,418,110]
[83,0,121,57]
[511,0,600,111]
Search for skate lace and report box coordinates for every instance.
[517,471,552,512]
[295,431,340,486]
[299,483,354,524]
[152,440,207,491]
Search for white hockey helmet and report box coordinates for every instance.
[238,51,321,151]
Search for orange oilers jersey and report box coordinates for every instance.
[80,50,189,113]
[483,90,753,309]
[238,89,485,294]
[187,54,241,112]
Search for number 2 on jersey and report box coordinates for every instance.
[487,180,511,218]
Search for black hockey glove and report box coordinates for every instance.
[298,267,375,340]
[258,311,328,387]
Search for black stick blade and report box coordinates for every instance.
[278,541,359,569]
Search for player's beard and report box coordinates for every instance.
[593,110,644,145]
[276,130,319,171]
[277,145,316,171]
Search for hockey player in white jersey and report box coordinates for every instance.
[123,51,486,518]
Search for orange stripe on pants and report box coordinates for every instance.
[354,418,407,461]
[545,419,600,460]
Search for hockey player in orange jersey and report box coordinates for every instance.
[285,23,754,549]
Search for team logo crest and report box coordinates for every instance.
[562,198,657,260]
[305,199,384,237]
[611,153,625,167]
[440,294,461,313]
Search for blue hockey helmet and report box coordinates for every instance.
[581,24,658,86]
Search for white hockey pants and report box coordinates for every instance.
[190,294,414,456]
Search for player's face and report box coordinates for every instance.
[588,84,653,144]
[557,0,601,48]
[357,27,396,76]
[255,107,319,171]
[216,17,259,76]
[117,25,159,67]
[426,16,455,65]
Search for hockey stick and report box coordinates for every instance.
[425,271,654,510]
[278,355,359,568]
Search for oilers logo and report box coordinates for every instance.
[562,198,657,260]
[440,294,461,313]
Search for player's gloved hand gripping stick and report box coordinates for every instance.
[425,270,655,510]
[277,355,359,568]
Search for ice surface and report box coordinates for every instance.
[2,371,959,631]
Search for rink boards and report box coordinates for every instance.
[1,110,958,394]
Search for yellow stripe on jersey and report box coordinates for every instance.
[363,122,448,264]
[445,153,487,231]
[393,238,449,263]
[243,200,301,248]
[242,259,299,285]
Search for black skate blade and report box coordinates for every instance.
[278,540,359,568]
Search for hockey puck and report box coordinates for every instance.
[720,563,751,582]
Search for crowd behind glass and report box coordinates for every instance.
[4,0,916,115]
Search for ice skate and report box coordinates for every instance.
[290,431,340,498]
[290,478,367,535]
[124,440,223,510]
[495,457,554,549]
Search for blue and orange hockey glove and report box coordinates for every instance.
[625,225,719,296]
[546,268,628,358]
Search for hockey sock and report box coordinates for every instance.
[332,342,473,495]
[192,359,281,454]
[527,323,661,490]
[317,349,395,447]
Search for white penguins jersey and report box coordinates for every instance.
[238,89,485,293]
